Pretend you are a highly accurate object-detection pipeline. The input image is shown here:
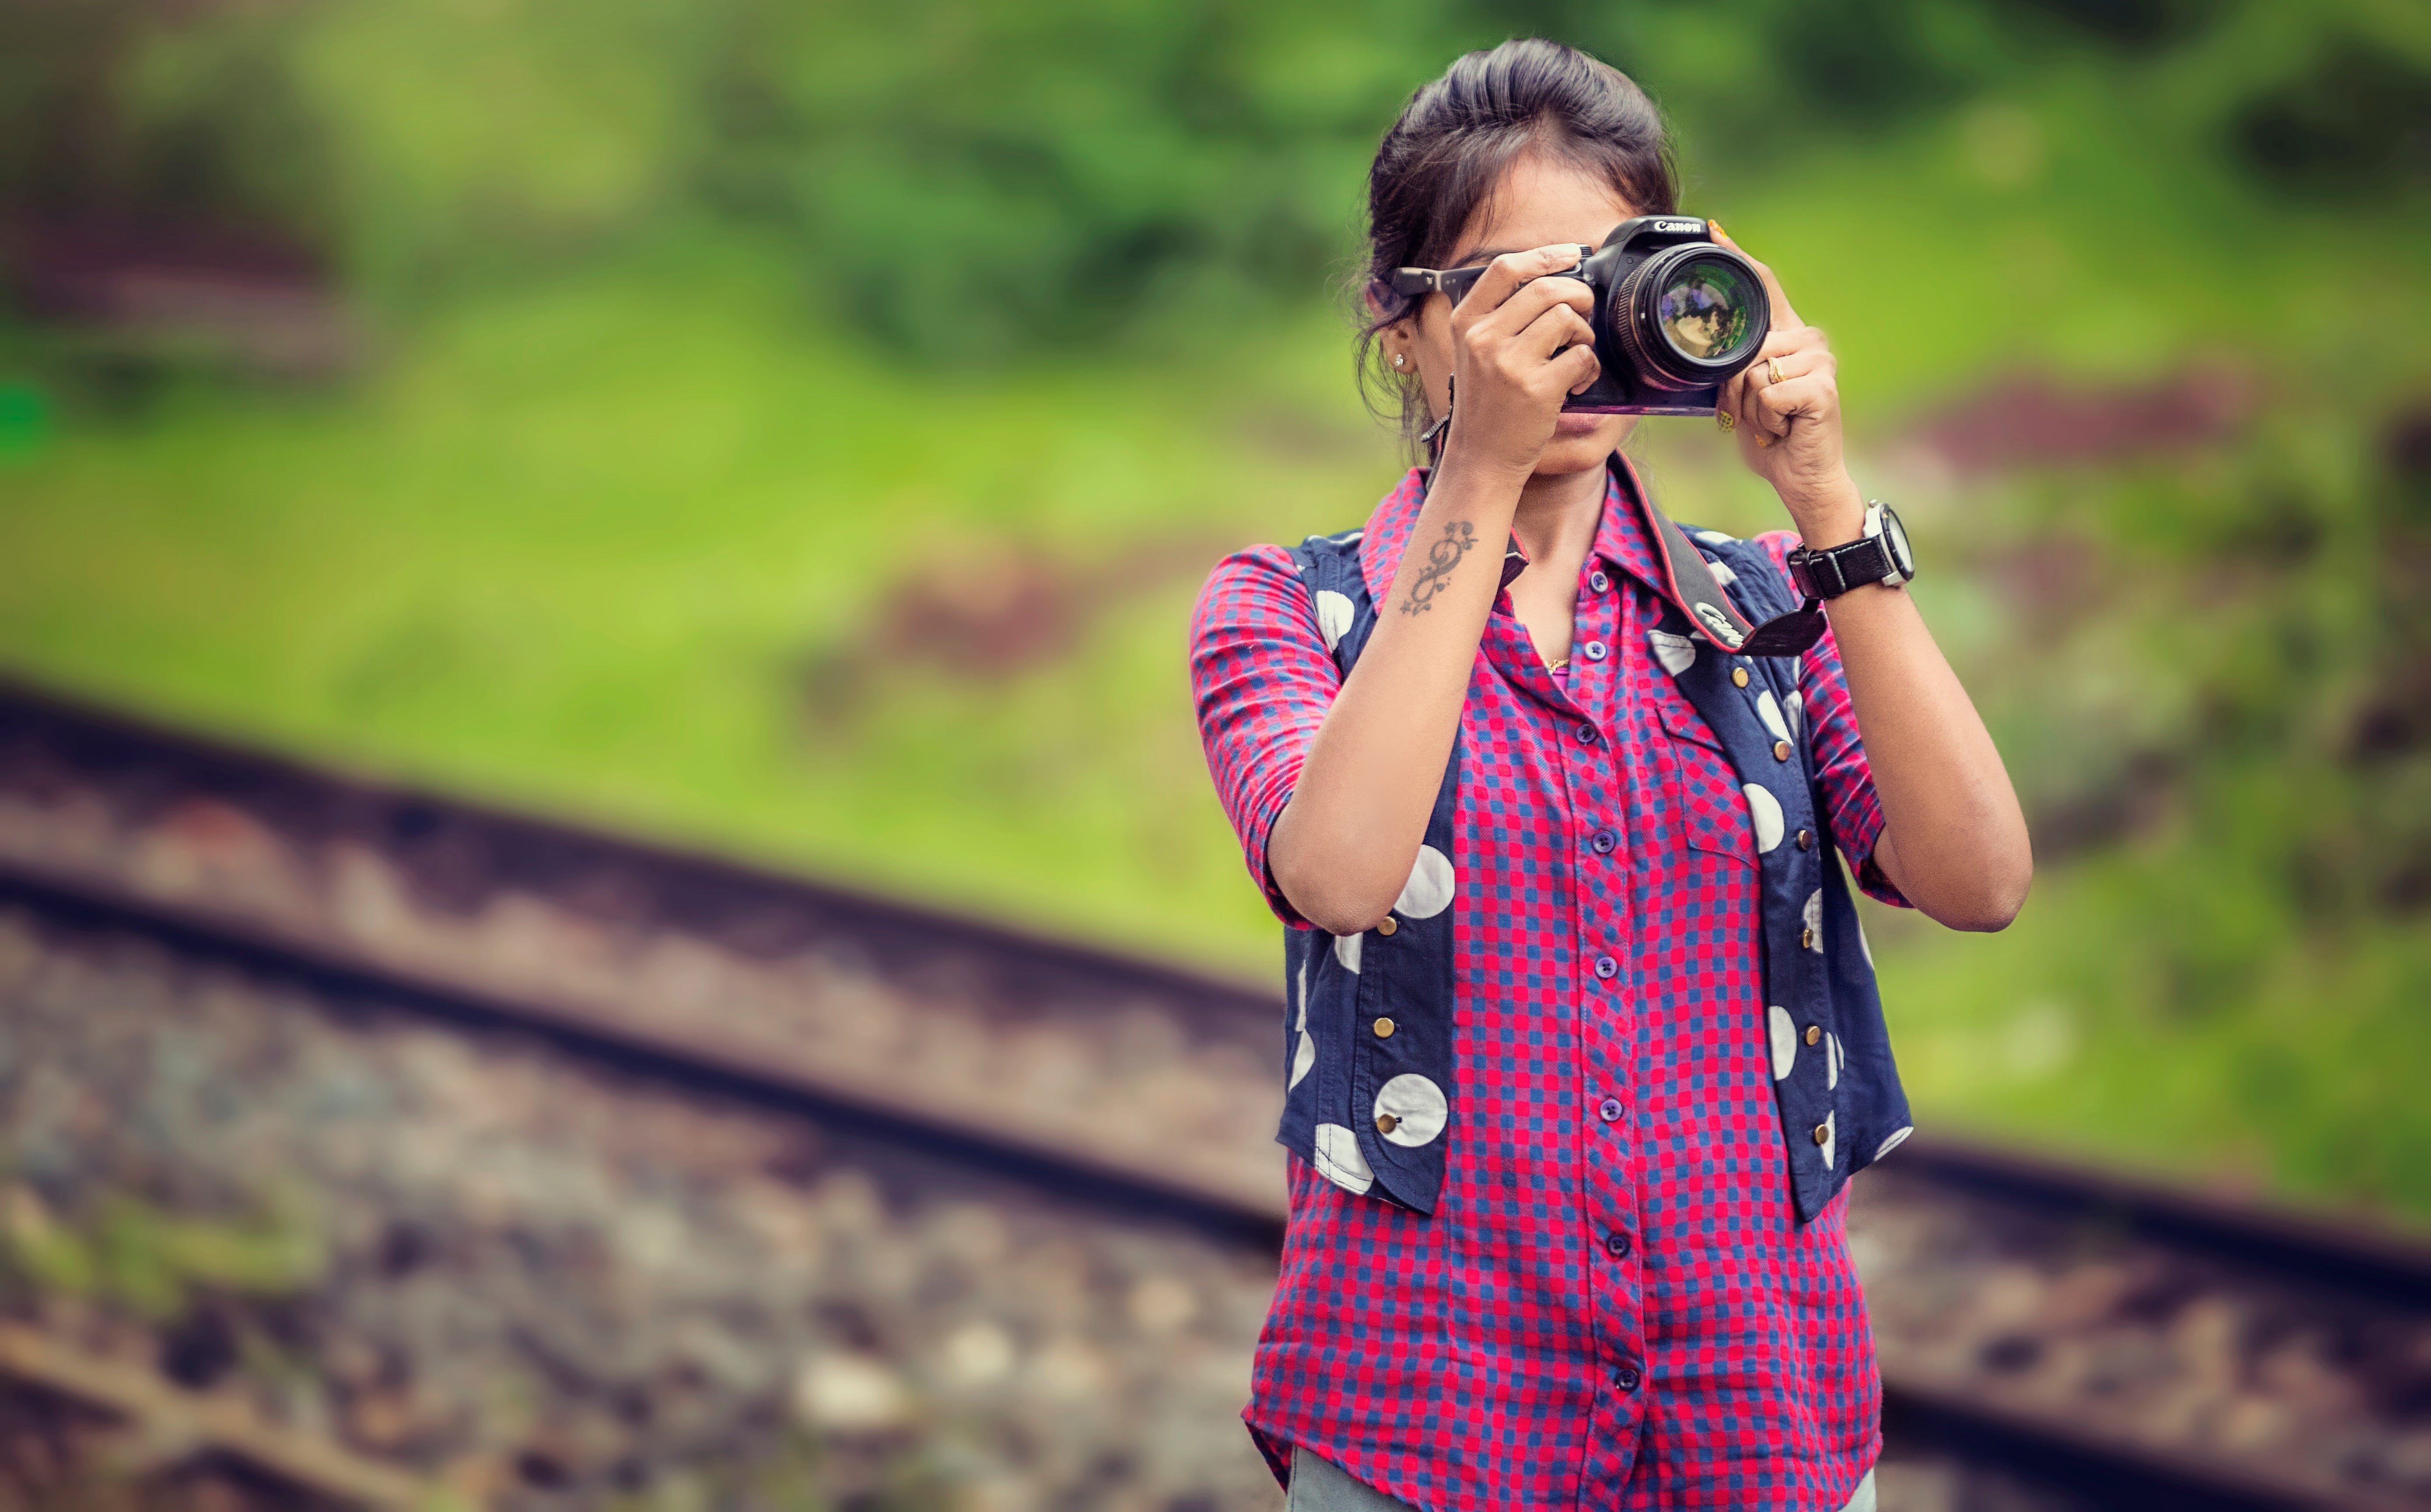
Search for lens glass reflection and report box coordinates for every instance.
[1655,259,1759,364]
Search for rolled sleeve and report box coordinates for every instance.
[1188,544,1340,928]
[1754,532,1911,908]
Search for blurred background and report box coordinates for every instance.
[0,0,2427,1506]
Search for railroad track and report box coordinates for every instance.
[0,677,2424,1511]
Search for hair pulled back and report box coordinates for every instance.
[1357,39,1678,447]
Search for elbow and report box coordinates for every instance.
[1268,806,1406,938]
[1283,881,1400,940]
[1303,905,1397,939]
[1930,855,2033,933]
[1271,850,1401,938]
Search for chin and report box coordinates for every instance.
[1533,421,1634,479]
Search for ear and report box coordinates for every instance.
[1366,284,1419,368]
[1363,282,1415,336]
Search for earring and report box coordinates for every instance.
[1392,353,1407,369]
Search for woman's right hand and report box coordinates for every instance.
[1439,243,1603,480]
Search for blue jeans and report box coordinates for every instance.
[1286,1448,1878,1512]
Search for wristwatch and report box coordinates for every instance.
[1786,501,1914,600]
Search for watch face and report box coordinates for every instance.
[1878,506,1914,578]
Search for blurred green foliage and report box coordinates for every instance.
[10,0,2420,353]
[0,0,2426,1218]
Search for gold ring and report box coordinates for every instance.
[1766,357,1784,386]
[1716,410,1736,432]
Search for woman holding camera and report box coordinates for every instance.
[1189,38,2030,1512]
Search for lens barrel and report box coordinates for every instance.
[1611,245,1769,392]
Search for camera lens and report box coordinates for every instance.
[1656,258,1760,364]
[1612,245,1770,391]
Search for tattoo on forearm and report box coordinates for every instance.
[1399,520,1477,616]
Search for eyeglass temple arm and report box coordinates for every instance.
[1389,246,1597,301]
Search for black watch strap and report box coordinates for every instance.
[1789,533,1895,600]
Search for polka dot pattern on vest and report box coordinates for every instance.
[1189,462,1915,1510]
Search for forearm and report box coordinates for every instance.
[1799,491,2032,930]
[1271,457,1523,933]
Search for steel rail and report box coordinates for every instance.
[7,850,2417,1512]
[3,677,2427,1511]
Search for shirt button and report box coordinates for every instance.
[1804,1025,1822,1046]
[1772,739,1793,761]
[1614,1363,1643,1393]
[1796,829,1814,851]
[1588,570,1611,593]
[1582,640,1608,662]
[1576,721,1601,745]
[1604,1229,1632,1259]
[1597,1097,1622,1123]
[1593,955,1618,980]
[1377,915,1398,936]
[1590,829,1617,855]
[1731,666,1750,688]
[1373,1017,1396,1039]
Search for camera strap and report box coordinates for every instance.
[1420,394,1823,657]
[1619,455,1826,658]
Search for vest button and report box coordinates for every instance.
[1731,666,1750,687]
[1800,928,1815,951]
[1373,1017,1395,1039]
[1812,1122,1831,1145]
[1377,915,1398,936]
[1593,955,1618,980]
[1772,739,1793,761]
[1376,1113,1401,1135]
[1597,1097,1622,1122]
[1804,1025,1821,1046]
[1796,829,1814,850]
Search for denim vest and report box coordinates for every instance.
[1277,470,1913,1224]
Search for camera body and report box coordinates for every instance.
[1564,216,1770,416]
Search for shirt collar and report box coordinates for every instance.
[1357,453,1675,607]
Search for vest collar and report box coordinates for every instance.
[1354,455,1701,625]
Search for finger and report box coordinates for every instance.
[1753,374,1836,436]
[1468,271,1595,342]
[1715,369,1747,434]
[1706,224,1802,333]
[1751,346,1826,388]
[1458,243,1590,321]
[1732,357,1770,439]
[1752,323,1829,365]
[1730,336,1826,440]
[1517,302,1597,364]
[1554,341,1602,396]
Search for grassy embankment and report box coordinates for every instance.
[3,59,2424,1219]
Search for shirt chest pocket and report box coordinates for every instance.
[1655,695,1758,868]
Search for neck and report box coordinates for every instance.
[1510,458,1610,567]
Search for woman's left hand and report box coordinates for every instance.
[1711,227,1862,538]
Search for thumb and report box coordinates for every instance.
[1706,221,1801,332]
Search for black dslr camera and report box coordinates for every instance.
[1391,216,1770,416]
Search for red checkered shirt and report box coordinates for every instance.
[1189,463,1908,1511]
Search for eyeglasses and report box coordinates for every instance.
[1386,245,1597,308]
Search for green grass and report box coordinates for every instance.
[3,56,2426,1222]
[0,233,1408,972]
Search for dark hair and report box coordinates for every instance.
[1356,39,1679,447]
